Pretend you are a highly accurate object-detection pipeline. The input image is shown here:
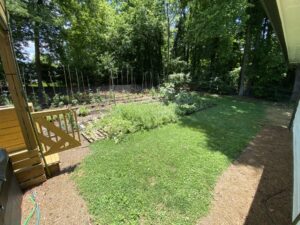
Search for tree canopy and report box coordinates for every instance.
[3,0,293,101]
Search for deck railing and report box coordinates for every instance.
[31,108,81,156]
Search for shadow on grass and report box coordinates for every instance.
[177,96,292,224]
[177,97,266,165]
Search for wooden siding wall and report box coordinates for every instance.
[0,105,33,153]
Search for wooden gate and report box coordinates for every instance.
[31,108,81,156]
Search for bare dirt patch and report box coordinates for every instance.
[198,104,293,225]
[21,141,92,225]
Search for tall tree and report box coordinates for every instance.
[7,0,64,106]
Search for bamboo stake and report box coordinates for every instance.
[21,67,28,98]
[151,72,153,88]
[75,67,80,93]
[87,76,91,92]
[81,71,86,94]
[63,65,69,102]
[131,68,134,91]
[127,65,129,86]
[49,71,56,95]
[29,73,35,95]
[68,65,73,99]
[142,72,144,90]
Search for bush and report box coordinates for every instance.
[71,99,79,106]
[51,94,61,107]
[78,106,91,117]
[159,83,176,102]
[174,91,216,115]
[159,73,191,102]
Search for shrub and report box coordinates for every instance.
[150,88,159,99]
[168,73,191,92]
[71,99,79,106]
[159,83,176,102]
[51,94,61,107]
[58,101,65,107]
[90,93,102,104]
[174,91,216,115]
[78,106,91,117]
[43,92,50,106]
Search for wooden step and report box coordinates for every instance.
[8,149,46,189]
[45,153,60,175]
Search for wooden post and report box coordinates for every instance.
[0,2,37,151]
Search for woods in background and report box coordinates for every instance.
[3,0,294,104]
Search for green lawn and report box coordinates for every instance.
[74,96,265,225]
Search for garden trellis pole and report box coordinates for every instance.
[81,71,86,94]
[63,65,69,102]
[131,68,133,91]
[142,72,144,90]
[49,71,56,95]
[116,71,119,86]
[75,68,80,93]
[151,72,153,88]
[127,65,129,86]
[121,68,123,88]
[21,66,28,98]
[87,76,91,92]
[111,69,116,105]
[21,66,25,85]
[68,65,74,99]
[29,73,35,96]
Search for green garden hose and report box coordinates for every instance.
[23,192,40,225]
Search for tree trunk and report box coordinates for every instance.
[34,24,44,106]
[239,25,251,96]
[291,67,300,102]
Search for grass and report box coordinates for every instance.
[74,96,266,225]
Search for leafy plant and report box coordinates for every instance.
[71,99,79,106]
[159,82,176,102]
[78,106,91,117]
[51,94,61,107]
[0,93,11,106]
[174,91,216,115]
[86,103,178,142]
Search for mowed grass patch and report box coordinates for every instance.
[74,96,265,225]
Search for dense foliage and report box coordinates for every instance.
[3,0,294,102]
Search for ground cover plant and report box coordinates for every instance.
[86,102,178,142]
[77,106,91,117]
[75,96,266,225]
